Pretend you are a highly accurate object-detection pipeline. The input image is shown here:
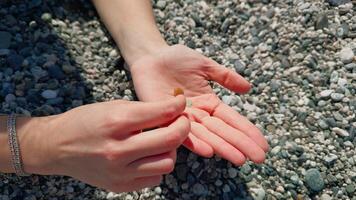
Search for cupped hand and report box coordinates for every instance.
[130,44,269,166]
[39,96,189,192]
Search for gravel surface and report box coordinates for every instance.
[0,0,355,199]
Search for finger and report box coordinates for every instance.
[127,151,176,178]
[123,95,186,132]
[190,122,246,166]
[204,61,251,94]
[212,103,269,152]
[125,116,190,160]
[184,107,210,122]
[201,117,266,163]
[182,132,214,158]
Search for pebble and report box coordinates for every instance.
[327,0,351,6]
[41,90,58,99]
[320,90,333,98]
[330,93,344,101]
[233,59,246,73]
[0,31,12,49]
[41,13,52,22]
[244,46,256,57]
[344,62,355,70]
[305,168,325,192]
[5,94,16,103]
[315,13,328,30]
[0,49,10,56]
[320,193,332,200]
[222,95,238,105]
[252,188,266,200]
[345,184,355,194]
[271,146,281,155]
[332,127,350,137]
[192,183,206,196]
[62,64,76,74]
[154,187,162,194]
[339,47,354,64]
[156,0,167,9]
[324,154,338,165]
[227,168,238,178]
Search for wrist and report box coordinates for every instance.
[17,115,62,175]
[118,32,168,67]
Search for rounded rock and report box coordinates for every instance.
[41,90,58,99]
[305,168,325,192]
[339,47,354,64]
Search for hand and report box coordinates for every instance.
[130,44,269,166]
[22,96,189,192]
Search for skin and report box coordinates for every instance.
[0,96,190,192]
[0,0,270,193]
[93,0,269,166]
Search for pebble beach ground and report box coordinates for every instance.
[0,0,355,199]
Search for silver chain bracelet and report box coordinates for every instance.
[7,113,31,176]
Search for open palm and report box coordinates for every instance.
[130,45,269,165]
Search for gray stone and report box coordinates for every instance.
[253,188,266,200]
[344,63,356,70]
[345,184,355,194]
[62,64,76,74]
[0,31,12,49]
[332,127,349,137]
[324,154,338,165]
[240,163,252,174]
[156,0,166,9]
[228,168,238,178]
[233,59,246,74]
[0,49,10,56]
[192,183,207,196]
[327,0,351,6]
[244,46,256,57]
[270,80,281,92]
[5,94,16,103]
[320,90,333,98]
[222,95,238,105]
[320,193,332,200]
[330,93,344,101]
[339,47,354,64]
[41,13,52,22]
[41,90,58,99]
[154,187,162,194]
[305,168,325,192]
[271,146,281,155]
[315,13,329,30]
[337,78,347,87]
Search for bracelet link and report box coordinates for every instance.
[7,113,31,176]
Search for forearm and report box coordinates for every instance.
[92,0,167,66]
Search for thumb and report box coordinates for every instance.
[204,59,251,94]
[123,95,187,132]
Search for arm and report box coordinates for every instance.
[92,0,269,165]
[0,97,189,192]
[92,0,167,66]
[0,116,57,174]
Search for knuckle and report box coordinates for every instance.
[179,118,191,134]
[103,144,124,162]
[164,130,182,148]
[164,160,175,174]
[162,106,179,119]
[103,115,121,129]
